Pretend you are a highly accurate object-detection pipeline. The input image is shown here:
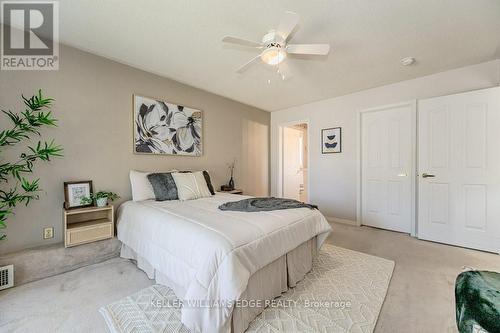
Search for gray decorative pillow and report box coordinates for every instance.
[147,173,179,201]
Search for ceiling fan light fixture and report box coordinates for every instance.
[261,47,286,65]
[223,11,331,75]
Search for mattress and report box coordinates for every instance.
[117,193,331,332]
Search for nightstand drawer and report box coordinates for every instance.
[66,222,113,247]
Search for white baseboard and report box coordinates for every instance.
[326,216,358,226]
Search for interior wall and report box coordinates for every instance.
[271,59,500,222]
[0,43,270,254]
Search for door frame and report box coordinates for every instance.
[356,100,418,236]
[276,119,311,203]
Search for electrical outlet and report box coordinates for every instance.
[43,227,54,239]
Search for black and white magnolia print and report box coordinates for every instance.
[134,95,202,156]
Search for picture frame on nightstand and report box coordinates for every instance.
[64,180,93,209]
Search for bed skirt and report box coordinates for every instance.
[121,236,318,333]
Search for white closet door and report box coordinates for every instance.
[418,87,500,253]
[361,103,415,233]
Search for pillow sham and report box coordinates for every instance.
[129,170,155,201]
[171,171,212,200]
[177,170,215,195]
[147,173,179,201]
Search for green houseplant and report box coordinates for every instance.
[0,90,63,240]
[81,191,120,207]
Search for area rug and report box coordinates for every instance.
[100,245,394,333]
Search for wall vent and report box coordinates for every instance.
[0,264,14,290]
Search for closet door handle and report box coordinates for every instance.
[422,173,435,178]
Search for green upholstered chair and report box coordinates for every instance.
[455,270,500,333]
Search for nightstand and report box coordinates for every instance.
[64,205,114,247]
[218,189,243,195]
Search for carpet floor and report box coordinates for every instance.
[1,223,500,332]
[100,245,394,333]
[329,223,500,333]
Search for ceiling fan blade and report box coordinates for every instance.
[222,36,262,48]
[236,55,262,73]
[286,44,330,55]
[276,11,299,41]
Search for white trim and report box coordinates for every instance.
[357,100,417,236]
[326,216,357,226]
[275,119,311,203]
[356,111,362,227]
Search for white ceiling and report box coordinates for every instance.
[56,0,500,111]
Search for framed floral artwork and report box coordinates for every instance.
[133,94,202,156]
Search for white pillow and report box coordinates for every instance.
[171,171,212,201]
[129,169,177,201]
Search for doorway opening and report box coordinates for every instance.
[281,123,309,202]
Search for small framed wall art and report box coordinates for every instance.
[322,127,342,154]
[64,180,93,209]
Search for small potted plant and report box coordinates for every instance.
[81,191,120,207]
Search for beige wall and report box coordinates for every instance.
[0,44,270,254]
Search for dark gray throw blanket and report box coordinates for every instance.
[218,197,318,212]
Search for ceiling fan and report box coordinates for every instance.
[222,11,330,75]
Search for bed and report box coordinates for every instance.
[117,192,331,333]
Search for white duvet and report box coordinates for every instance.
[117,193,331,333]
